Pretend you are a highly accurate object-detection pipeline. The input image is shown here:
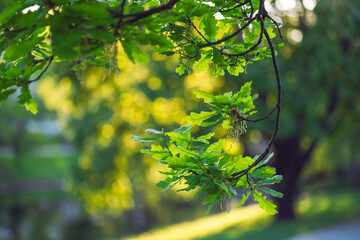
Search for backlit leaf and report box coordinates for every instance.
[253,190,278,215]
[259,187,284,198]
[200,14,219,41]
[193,90,214,103]
[256,175,283,186]
[186,111,217,126]
[237,191,251,207]
[131,136,161,143]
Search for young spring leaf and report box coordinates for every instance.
[174,124,193,134]
[206,197,219,215]
[140,145,170,160]
[258,187,284,198]
[231,81,252,103]
[175,64,187,75]
[167,155,199,169]
[167,132,191,143]
[194,132,215,143]
[193,90,214,103]
[251,166,276,179]
[253,190,278,215]
[213,94,231,106]
[131,135,161,143]
[212,48,225,66]
[17,84,32,105]
[145,129,163,135]
[157,176,181,191]
[200,14,219,41]
[200,117,224,127]
[254,152,274,169]
[227,64,244,76]
[255,175,283,186]
[237,191,251,207]
[121,40,150,63]
[170,146,198,158]
[25,99,38,115]
[186,111,218,126]
[194,54,212,73]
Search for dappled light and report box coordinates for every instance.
[249,130,262,144]
[287,29,303,44]
[125,205,268,240]
[151,97,186,125]
[224,139,244,156]
[185,71,225,93]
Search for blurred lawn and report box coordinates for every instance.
[2,152,75,180]
[122,188,360,240]
[1,144,76,205]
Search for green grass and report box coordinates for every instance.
[1,144,77,204]
[198,189,360,240]
[123,188,360,240]
[2,154,76,180]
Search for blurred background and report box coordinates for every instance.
[0,0,359,239]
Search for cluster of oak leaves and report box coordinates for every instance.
[132,82,283,214]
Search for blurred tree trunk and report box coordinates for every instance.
[130,191,147,232]
[128,155,148,233]
[9,203,25,239]
[273,138,316,220]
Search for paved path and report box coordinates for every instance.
[287,218,360,240]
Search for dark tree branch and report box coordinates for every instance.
[219,22,264,57]
[198,16,257,48]
[190,20,210,43]
[226,0,282,182]
[219,1,248,14]
[32,56,53,65]
[114,0,127,36]
[248,0,255,18]
[26,56,54,84]
[238,104,277,123]
[123,0,181,24]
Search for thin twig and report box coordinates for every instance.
[238,105,277,123]
[198,16,257,48]
[266,15,283,39]
[26,56,54,84]
[219,4,242,13]
[124,0,181,24]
